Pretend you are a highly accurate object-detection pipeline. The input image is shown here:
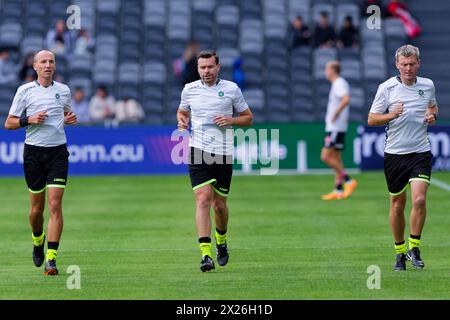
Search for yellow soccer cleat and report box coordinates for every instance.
[321,191,344,201]
[343,179,358,198]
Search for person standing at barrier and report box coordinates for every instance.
[368,44,438,271]
[4,50,77,276]
[321,60,358,200]
[177,50,253,272]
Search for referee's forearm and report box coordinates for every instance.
[4,116,21,130]
[232,115,253,127]
[367,113,394,126]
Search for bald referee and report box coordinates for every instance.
[177,50,253,272]
[368,45,438,271]
[5,50,77,275]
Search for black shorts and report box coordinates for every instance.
[23,144,70,193]
[384,151,432,195]
[324,132,346,150]
[188,147,233,197]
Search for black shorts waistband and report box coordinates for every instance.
[24,144,67,152]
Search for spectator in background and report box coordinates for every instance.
[387,0,422,38]
[288,16,311,49]
[115,96,145,123]
[313,12,336,48]
[74,29,95,55]
[46,20,75,55]
[89,85,116,123]
[71,86,90,124]
[338,16,359,48]
[173,41,201,85]
[19,52,36,83]
[0,47,18,85]
[232,58,245,91]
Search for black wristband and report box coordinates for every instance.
[432,114,437,121]
[19,116,29,127]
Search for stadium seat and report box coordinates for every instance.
[0,22,22,48]
[143,62,167,85]
[217,48,239,69]
[21,36,44,56]
[97,0,121,15]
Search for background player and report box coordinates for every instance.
[321,60,358,200]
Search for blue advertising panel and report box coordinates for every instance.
[359,125,450,170]
[0,126,189,176]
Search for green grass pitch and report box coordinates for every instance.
[1,172,449,300]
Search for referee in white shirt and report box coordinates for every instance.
[5,50,77,276]
[368,44,438,271]
[177,50,253,272]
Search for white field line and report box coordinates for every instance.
[431,177,450,192]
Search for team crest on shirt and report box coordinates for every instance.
[418,89,424,96]
[218,91,224,97]
[55,93,60,99]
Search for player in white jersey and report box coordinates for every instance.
[368,45,438,271]
[321,61,358,200]
[4,50,77,276]
[177,50,253,272]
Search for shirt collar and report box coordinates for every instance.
[396,75,417,86]
[201,78,221,87]
[35,80,54,87]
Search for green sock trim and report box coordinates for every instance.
[46,249,58,261]
[32,231,45,246]
[199,242,212,257]
[409,237,421,249]
[215,230,227,245]
[394,243,407,254]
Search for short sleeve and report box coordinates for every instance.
[335,79,350,98]
[64,87,72,113]
[429,81,437,107]
[178,86,190,111]
[232,85,249,113]
[369,85,388,114]
[9,88,27,117]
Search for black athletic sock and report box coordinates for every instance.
[216,228,226,235]
[33,230,43,237]
[47,242,59,250]
[335,183,343,191]
[343,174,351,183]
[199,237,211,243]
[410,234,421,240]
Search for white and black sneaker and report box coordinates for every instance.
[406,247,425,269]
[216,243,229,267]
[200,255,215,272]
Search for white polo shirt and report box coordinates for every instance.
[9,80,71,147]
[325,76,350,132]
[370,76,437,155]
[179,79,249,155]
